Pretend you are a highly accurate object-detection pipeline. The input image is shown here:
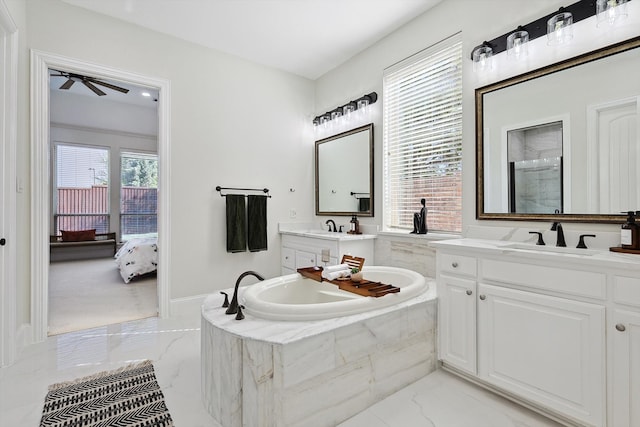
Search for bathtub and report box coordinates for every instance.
[242,266,427,321]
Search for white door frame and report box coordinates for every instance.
[31,50,172,342]
[0,0,18,367]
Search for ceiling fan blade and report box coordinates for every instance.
[87,78,130,94]
[82,80,106,96]
[59,78,75,90]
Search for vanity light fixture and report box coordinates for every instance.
[596,0,628,26]
[547,11,574,45]
[313,92,377,127]
[471,42,494,71]
[470,0,634,72]
[506,28,529,59]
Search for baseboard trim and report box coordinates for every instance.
[169,294,210,317]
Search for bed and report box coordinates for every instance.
[115,237,158,283]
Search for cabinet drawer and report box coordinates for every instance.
[439,253,477,277]
[282,247,295,270]
[482,259,606,300]
[613,275,640,308]
[295,250,317,269]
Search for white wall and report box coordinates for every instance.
[314,0,637,237]
[12,0,316,329]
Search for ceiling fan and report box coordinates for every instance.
[50,70,130,96]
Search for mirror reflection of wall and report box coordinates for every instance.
[507,122,563,214]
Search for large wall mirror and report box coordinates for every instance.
[316,123,374,216]
[477,36,640,223]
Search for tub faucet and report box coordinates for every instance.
[325,219,337,232]
[226,271,265,316]
[551,222,566,247]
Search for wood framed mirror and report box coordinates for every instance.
[315,124,374,216]
[476,36,640,223]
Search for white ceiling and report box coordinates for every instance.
[49,71,160,107]
[60,0,443,80]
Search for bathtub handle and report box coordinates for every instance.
[220,292,230,308]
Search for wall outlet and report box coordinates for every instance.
[289,209,297,218]
[321,249,330,263]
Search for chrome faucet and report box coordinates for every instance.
[551,222,566,247]
[226,271,265,316]
[325,219,337,232]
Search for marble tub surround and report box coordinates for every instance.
[201,284,437,427]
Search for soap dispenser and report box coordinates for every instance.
[621,211,639,250]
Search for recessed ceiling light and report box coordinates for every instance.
[141,92,151,97]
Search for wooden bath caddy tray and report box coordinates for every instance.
[610,246,640,255]
[296,267,400,298]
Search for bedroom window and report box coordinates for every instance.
[120,152,158,240]
[382,34,463,233]
[54,144,110,235]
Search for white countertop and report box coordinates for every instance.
[201,282,436,345]
[430,238,640,270]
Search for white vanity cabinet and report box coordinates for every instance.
[477,283,604,425]
[437,253,477,375]
[610,274,640,427]
[433,239,640,427]
[280,233,375,275]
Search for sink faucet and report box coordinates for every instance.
[226,271,264,315]
[551,222,566,247]
[325,219,337,232]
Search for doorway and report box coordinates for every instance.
[31,51,171,342]
[48,75,160,335]
[0,0,17,366]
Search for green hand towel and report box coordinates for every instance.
[226,194,246,253]
[247,195,267,252]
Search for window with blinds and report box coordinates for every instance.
[54,143,110,234]
[120,152,158,239]
[383,34,462,233]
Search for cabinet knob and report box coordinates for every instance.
[479,295,486,301]
[615,323,626,332]
[466,290,472,296]
[451,262,458,268]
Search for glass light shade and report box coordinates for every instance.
[343,104,355,118]
[320,114,330,129]
[357,98,369,110]
[507,30,529,59]
[331,110,342,121]
[547,12,573,45]
[472,45,493,72]
[596,0,628,27]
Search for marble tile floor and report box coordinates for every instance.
[1,311,561,427]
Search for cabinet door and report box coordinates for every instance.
[295,250,317,269]
[611,309,640,427]
[478,284,605,427]
[438,275,476,375]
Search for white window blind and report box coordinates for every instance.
[383,34,462,233]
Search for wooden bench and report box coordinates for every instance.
[50,232,117,262]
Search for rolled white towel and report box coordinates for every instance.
[322,270,351,280]
[324,263,350,273]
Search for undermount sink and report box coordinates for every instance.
[502,242,599,256]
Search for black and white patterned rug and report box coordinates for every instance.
[40,360,173,427]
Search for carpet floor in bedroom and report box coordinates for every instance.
[48,258,158,336]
